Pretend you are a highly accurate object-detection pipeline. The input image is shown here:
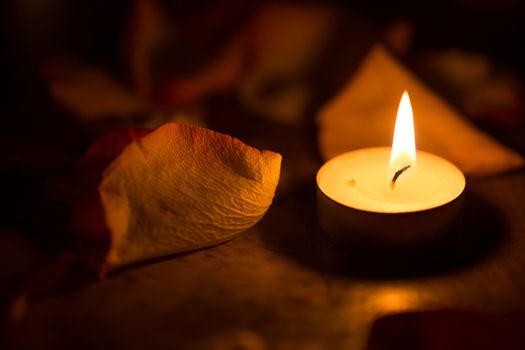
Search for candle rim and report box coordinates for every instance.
[317,147,466,214]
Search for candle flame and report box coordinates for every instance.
[390,91,416,168]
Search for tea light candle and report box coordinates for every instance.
[316,92,465,250]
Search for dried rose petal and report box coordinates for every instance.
[69,128,151,241]
[78,123,281,275]
[43,60,148,121]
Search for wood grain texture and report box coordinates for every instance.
[4,160,525,350]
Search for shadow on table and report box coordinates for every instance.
[270,181,505,280]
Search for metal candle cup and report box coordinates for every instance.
[316,91,466,251]
[316,147,465,251]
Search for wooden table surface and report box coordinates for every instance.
[2,99,525,350]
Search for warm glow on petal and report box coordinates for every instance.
[390,91,416,168]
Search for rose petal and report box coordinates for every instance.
[43,60,148,120]
[69,129,151,241]
[82,123,281,275]
[317,45,525,176]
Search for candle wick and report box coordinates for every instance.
[390,165,411,190]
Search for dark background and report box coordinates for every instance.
[2,0,524,147]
